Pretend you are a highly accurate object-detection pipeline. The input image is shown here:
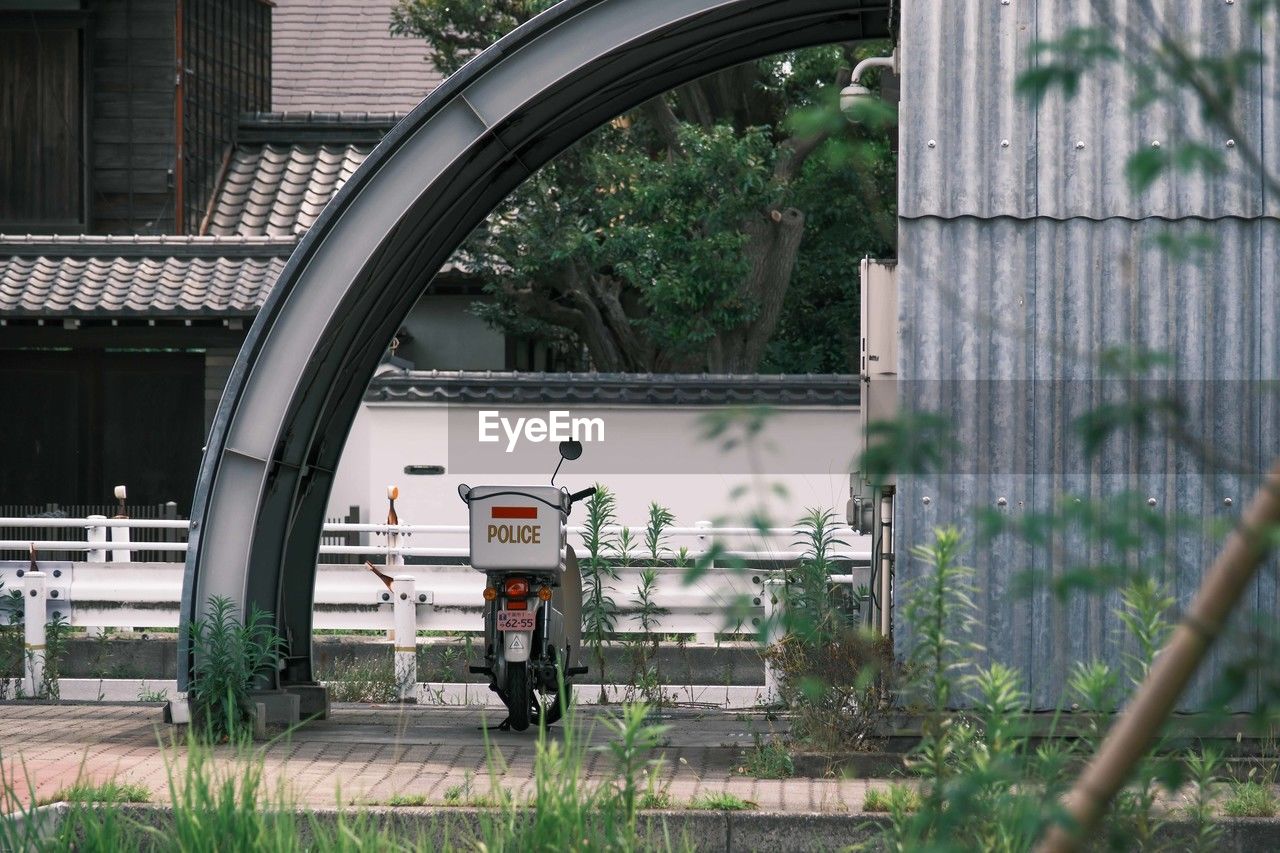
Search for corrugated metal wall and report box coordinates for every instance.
[896,0,1280,709]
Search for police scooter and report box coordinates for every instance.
[457,440,593,731]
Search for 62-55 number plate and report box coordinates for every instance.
[496,610,537,631]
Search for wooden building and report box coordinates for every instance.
[0,0,515,511]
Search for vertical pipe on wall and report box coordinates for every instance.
[878,491,894,639]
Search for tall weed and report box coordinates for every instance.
[581,486,619,700]
[187,595,285,741]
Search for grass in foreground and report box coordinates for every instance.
[739,735,793,779]
[385,793,428,807]
[45,780,151,805]
[1222,780,1278,818]
[0,700,694,851]
[862,784,920,813]
[687,791,754,811]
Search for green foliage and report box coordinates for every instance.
[784,508,853,644]
[49,780,151,805]
[478,701,683,852]
[623,507,675,705]
[596,702,672,835]
[1017,16,1280,205]
[186,595,285,742]
[1068,660,1119,753]
[0,705,691,852]
[1016,27,1121,102]
[1116,577,1175,685]
[0,583,19,697]
[863,784,921,814]
[320,653,402,704]
[581,485,619,700]
[1222,778,1277,818]
[0,586,67,700]
[761,105,896,373]
[979,491,1183,599]
[391,1,895,371]
[35,612,70,700]
[686,791,754,811]
[891,662,1061,853]
[644,503,675,565]
[137,685,170,703]
[442,779,469,804]
[1063,344,1195,461]
[626,566,670,706]
[884,530,1199,852]
[385,793,428,807]
[638,790,672,810]
[859,413,957,489]
[741,733,794,779]
[765,508,895,750]
[390,1,558,75]
[902,527,981,712]
[1181,747,1224,853]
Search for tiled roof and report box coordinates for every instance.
[0,236,293,317]
[238,111,405,143]
[366,371,861,406]
[272,0,444,113]
[203,142,372,237]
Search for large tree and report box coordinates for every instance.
[391,1,895,373]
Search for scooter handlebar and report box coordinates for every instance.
[568,487,597,504]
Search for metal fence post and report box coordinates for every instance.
[761,576,785,706]
[110,523,131,563]
[22,570,46,697]
[391,575,417,702]
[86,515,108,563]
[694,521,715,645]
[384,520,405,641]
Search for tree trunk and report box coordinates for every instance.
[505,208,806,374]
[714,207,806,372]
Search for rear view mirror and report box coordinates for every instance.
[559,440,583,461]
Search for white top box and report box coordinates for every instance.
[466,485,568,572]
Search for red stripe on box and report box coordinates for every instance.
[491,506,537,519]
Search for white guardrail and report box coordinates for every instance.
[0,517,871,703]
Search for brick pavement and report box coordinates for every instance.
[0,703,879,813]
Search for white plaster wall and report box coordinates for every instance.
[327,402,858,532]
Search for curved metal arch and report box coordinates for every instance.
[180,0,892,687]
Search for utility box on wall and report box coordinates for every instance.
[858,257,899,486]
[848,258,897,533]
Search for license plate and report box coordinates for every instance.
[497,610,537,631]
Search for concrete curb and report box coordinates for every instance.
[9,803,1280,852]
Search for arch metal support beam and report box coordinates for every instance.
[180,0,892,688]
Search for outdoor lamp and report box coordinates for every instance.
[840,49,897,114]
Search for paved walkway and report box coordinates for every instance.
[0,703,877,812]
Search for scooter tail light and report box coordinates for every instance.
[505,598,529,611]
[504,577,530,598]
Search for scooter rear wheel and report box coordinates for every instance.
[505,661,531,732]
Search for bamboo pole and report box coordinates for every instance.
[1039,459,1280,852]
